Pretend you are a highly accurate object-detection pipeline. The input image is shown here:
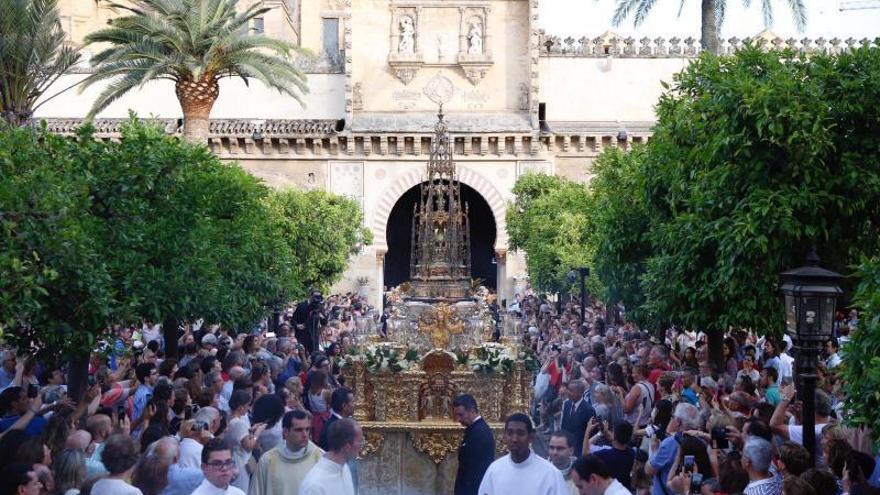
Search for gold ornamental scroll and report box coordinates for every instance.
[418,303,464,349]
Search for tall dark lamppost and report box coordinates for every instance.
[567,267,590,325]
[779,250,842,467]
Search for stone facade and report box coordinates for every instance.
[40,0,867,309]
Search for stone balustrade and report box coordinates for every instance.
[538,31,880,58]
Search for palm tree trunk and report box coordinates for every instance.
[176,76,219,143]
[1,109,32,127]
[701,0,721,55]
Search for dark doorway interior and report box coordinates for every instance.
[384,182,497,290]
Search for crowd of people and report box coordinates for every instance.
[0,292,367,495]
[509,291,875,495]
[0,285,876,495]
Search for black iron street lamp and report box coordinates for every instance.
[779,250,842,467]
[567,267,590,326]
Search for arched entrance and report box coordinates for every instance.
[384,182,497,290]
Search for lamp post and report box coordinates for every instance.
[779,250,842,467]
[567,267,590,325]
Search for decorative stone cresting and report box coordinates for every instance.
[371,167,508,253]
[40,118,339,138]
[538,31,880,57]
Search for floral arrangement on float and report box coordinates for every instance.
[517,347,541,372]
[469,343,515,374]
[344,344,420,373]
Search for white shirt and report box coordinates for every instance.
[604,479,633,495]
[178,437,204,469]
[91,478,143,495]
[299,455,355,495]
[478,451,569,495]
[827,353,842,369]
[778,353,794,384]
[789,422,828,468]
[191,479,245,495]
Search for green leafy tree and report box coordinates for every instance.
[0,0,80,125]
[611,0,807,54]
[1,117,370,397]
[590,146,652,327]
[0,123,122,399]
[840,257,880,446]
[506,172,566,252]
[75,119,285,356]
[636,45,880,367]
[269,189,372,296]
[507,173,601,296]
[82,0,308,142]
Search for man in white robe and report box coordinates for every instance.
[478,412,568,495]
[299,418,361,495]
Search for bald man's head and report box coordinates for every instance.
[147,436,180,464]
[66,430,92,450]
[86,414,112,442]
[228,366,247,381]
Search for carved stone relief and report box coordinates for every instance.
[467,18,483,55]
[456,8,493,85]
[388,7,424,85]
[352,82,364,111]
[392,89,422,110]
[398,16,416,54]
[388,5,494,87]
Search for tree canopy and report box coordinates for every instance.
[507,173,602,296]
[0,118,367,375]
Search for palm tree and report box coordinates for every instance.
[0,0,80,126]
[82,0,308,142]
[612,0,807,55]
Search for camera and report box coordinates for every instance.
[27,384,39,399]
[711,426,730,449]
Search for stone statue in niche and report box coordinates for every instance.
[467,20,483,55]
[398,16,415,54]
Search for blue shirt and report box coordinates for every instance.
[0,368,14,390]
[160,464,204,495]
[650,434,680,495]
[0,414,48,438]
[681,387,699,406]
[132,383,152,435]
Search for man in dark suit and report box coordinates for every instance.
[560,379,595,456]
[453,394,495,495]
[318,387,355,450]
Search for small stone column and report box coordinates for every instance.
[374,249,387,310]
[495,249,508,304]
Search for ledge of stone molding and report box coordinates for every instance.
[538,31,880,58]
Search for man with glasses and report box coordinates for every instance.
[193,437,245,495]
